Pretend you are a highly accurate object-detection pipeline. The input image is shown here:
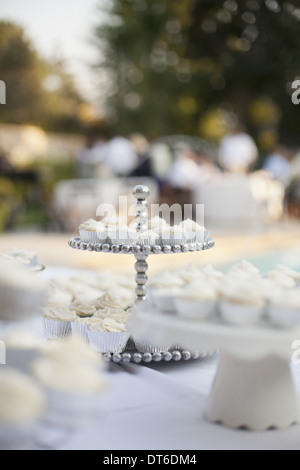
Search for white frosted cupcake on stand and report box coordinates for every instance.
[201,263,225,288]
[218,278,265,326]
[160,225,190,245]
[174,281,217,321]
[148,270,185,312]
[0,368,46,450]
[87,317,131,353]
[267,269,297,289]
[148,215,169,234]
[96,287,135,312]
[273,264,300,283]
[137,230,160,246]
[227,260,261,278]
[267,288,300,328]
[79,219,107,244]
[42,307,77,339]
[179,219,207,242]
[107,224,139,246]
[175,264,204,284]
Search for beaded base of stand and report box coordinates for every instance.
[104,349,215,364]
[68,236,215,254]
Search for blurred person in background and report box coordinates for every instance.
[263,145,296,187]
[104,135,138,177]
[167,144,201,205]
[129,133,154,178]
[218,125,259,174]
[77,135,109,179]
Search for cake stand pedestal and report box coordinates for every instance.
[129,305,300,431]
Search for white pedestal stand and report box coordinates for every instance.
[129,305,300,431]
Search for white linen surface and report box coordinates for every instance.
[2,266,300,450]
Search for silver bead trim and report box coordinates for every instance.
[68,236,215,254]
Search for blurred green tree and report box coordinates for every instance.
[94,0,300,148]
[0,21,85,132]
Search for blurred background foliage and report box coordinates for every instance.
[94,0,300,146]
[1,0,300,232]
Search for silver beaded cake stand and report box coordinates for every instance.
[68,185,215,363]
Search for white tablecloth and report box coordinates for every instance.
[3,266,300,450]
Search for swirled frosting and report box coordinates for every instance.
[89,317,127,333]
[219,279,265,307]
[267,270,296,289]
[148,271,185,289]
[71,300,97,317]
[42,307,78,321]
[96,288,135,310]
[31,359,107,394]
[178,282,217,302]
[42,335,102,366]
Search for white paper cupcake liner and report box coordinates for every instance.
[219,301,264,326]
[42,317,72,339]
[71,322,89,342]
[160,234,189,245]
[174,298,217,321]
[79,229,108,244]
[87,330,131,353]
[42,387,105,429]
[267,305,300,328]
[132,337,170,353]
[138,237,160,246]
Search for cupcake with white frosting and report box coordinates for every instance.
[96,287,135,312]
[87,317,131,353]
[107,224,138,245]
[160,225,190,245]
[44,287,73,308]
[79,219,107,244]
[175,264,204,283]
[0,259,46,321]
[174,281,217,321]
[179,219,207,242]
[42,307,77,339]
[148,215,169,232]
[0,248,38,269]
[228,260,261,278]
[201,264,225,287]
[0,368,46,450]
[267,269,297,289]
[71,315,101,342]
[71,300,97,318]
[148,271,185,312]
[31,354,108,428]
[137,230,159,246]
[267,288,300,328]
[42,335,103,367]
[101,215,124,226]
[218,278,265,326]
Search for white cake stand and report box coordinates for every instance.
[129,303,300,431]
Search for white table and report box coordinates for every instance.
[3,266,300,450]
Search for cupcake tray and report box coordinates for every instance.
[68,236,215,255]
[68,184,216,367]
